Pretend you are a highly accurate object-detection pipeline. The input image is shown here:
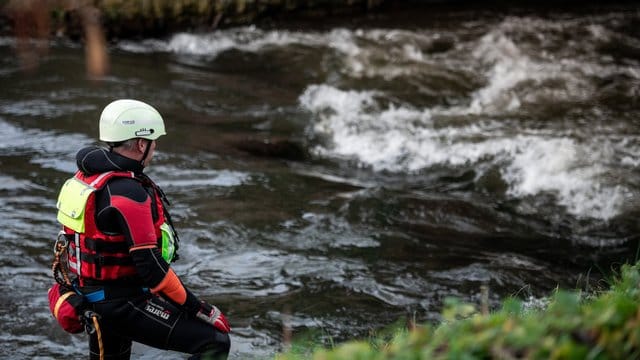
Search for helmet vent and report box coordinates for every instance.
[135,128,154,137]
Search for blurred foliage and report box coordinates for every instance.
[278,262,640,359]
[1,0,383,75]
[1,0,386,40]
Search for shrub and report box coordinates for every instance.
[278,262,640,360]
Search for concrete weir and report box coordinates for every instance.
[1,0,388,39]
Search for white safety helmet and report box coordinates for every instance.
[99,99,166,142]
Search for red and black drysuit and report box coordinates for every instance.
[70,146,229,360]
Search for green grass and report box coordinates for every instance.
[278,262,640,359]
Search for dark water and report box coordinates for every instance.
[1,5,640,359]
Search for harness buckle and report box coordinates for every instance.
[84,289,106,303]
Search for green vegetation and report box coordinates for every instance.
[278,262,640,359]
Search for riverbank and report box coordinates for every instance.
[1,0,386,41]
[279,261,640,359]
[2,0,638,41]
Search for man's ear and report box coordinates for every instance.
[137,139,146,152]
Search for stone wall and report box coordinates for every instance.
[1,0,390,40]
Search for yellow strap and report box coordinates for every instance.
[92,315,104,360]
[53,291,75,319]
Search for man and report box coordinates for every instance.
[55,99,230,359]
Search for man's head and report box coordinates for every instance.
[99,99,165,167]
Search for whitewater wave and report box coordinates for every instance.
[299,84,634,220]
[293,16,640,220]
[119,26,323,56]
[115,18,639,220]
[116,27,446,79]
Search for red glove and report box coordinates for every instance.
[195,302,231,333]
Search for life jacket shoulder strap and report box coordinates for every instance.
[74,170,136,190]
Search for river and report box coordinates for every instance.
[1,4,639,359]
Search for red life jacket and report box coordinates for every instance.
[59,170,165,286]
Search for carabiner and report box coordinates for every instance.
[84,310,101,334]
[54,231,68,254]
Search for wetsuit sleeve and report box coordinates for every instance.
[99,180,201,313]
[128,246,201,313]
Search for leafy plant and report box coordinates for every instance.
[278,262,640,360]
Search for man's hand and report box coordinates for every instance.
[195,302,231,333]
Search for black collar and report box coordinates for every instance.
[76,146,144,175]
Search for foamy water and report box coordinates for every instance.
[114,20,640,220]
[299,82,637,220]
[151,166,251,189]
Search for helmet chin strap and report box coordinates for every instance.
[140,139,152,167]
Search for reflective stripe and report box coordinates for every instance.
[54,291,75,319]
[74,233,81,277]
